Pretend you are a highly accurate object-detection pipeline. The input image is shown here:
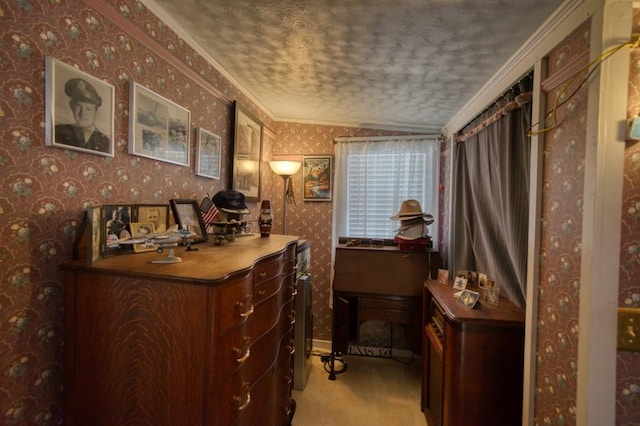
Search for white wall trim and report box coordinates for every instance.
[577,1,631,424]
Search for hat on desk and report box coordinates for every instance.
[212,190,250,214]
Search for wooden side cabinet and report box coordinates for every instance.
[422,280,525,426]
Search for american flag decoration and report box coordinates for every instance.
[200,194,218,224]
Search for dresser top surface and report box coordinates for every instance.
[63,234,299,283]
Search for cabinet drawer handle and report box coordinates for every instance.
[290,311,296,325]
[259,272,267,279]
[233,337,251,364]
[257,289,266,297]
[233,385,251,412]
[235,295,254,318]
[288,340,295,355]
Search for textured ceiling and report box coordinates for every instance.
[145,0,564,132]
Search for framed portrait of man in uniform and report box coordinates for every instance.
[45,57,115,157]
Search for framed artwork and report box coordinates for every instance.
[169,199,208,244]
[232,103,262,201]
[102,205,134,256]
[457,289,480,308]
[437,269,449,286]
[44,57,115,157]
[136,204,169,233]
[302,156,332,201]
[453,275,468,291]
[196,128,221,179]
[484,287,500,306]
[129,82,191,167]
[130,222,157,253]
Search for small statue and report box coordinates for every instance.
[259,200,272,237]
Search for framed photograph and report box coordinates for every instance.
[478,273,488,288]
[45,57,115,157]
[302,155,332,201]
[437,269,449,285]
[457,289,480,308]
[129,82,191,167]
[196,128,221,179]
[453,275,468,291]
[484,287,500,306]
[130,222,157,253]
[86,205,102,265]
[102,205,134,256]
[232,103,262,201]
[169,199,208,244]
[136,204,169,233]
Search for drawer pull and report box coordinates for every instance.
[257,289,266,297]
[235,296,254,318]
[259,272,267,279]
[290,311,296,325]
[288,340,295,355]
[233,337,251,364]
[232,384,251,411]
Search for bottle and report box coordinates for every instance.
[259,200,272,237]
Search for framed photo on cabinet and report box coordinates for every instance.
[196,128,221,179]
[45,57,115,157]
[302,155,332,201]
[232,102,262,201]
[169,199,208,244]
[129,82,191,167]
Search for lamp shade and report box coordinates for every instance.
[269,160,301,176]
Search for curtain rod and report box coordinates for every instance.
[333,134,440,144]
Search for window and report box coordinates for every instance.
[332,135,440,243]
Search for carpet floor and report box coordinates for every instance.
[292,352,425,426]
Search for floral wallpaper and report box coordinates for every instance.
[534,21,590,425]
[617,9,640,425]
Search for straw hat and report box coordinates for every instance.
[390,199,434,222]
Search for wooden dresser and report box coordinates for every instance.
[422,280,525,426]
[332,240,439,355]
[62,235,298,425]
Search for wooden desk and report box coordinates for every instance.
[332,242,439,355]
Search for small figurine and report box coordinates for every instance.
[259,200,273,237]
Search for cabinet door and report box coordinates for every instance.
[332,295,350,353]
[424,323,444,426]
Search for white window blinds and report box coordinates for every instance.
[332,135,439,242]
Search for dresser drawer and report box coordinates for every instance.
[253,255,284,287]
[218,271,253,334]
[358,297,419,325]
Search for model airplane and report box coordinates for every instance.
[114,226,198,264]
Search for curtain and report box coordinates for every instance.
[450,79,532,308]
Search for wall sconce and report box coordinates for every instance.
[269,160,301,234]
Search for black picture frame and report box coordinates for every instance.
[232,102,263,201]
[169,199,208,244]
[101,204,134,256]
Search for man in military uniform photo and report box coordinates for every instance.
[55,78,110,153]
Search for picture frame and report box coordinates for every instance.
[136,204,169,233]
[484,287,500,306]
[129,82,191,167]
[437,269,449,286]
[232,102,262,201]
[102,204,134,256]
[169,199,208,244]
[196,128,221,179]
[45,57,115,157]
[129,222,157,253]
[86,205,103,265]
[453,275,468,291]
[302,155,333,201]
[457,289,480,308]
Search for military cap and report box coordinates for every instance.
[64,78,102,107]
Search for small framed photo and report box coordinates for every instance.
[437,269,449,285]
[196,128,221,179]
[129,82,191,167]
[484,287,500,306]
[102,205,134,256]
[302,155,332,201]
[458,289,480,308]
[468,271,478,287]
[453,275,468,291]
[136,204,169,233]
[169,199,208,244]
[130,222,157,253]
[45,57,115,157]
[478,273,488,288]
